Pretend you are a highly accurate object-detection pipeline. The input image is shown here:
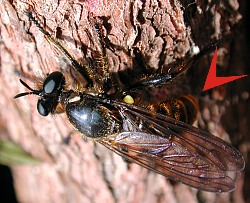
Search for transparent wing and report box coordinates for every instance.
[98,101,244,192]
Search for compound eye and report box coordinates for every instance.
[37,99,49,116]
[43,71,65,94]
[37,99,57,116]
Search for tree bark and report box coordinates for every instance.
[0,0,248,202]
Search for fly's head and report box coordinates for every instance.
[14,71,66,116]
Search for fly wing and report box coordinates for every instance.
[98,102,244,192]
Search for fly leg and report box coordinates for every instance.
[121,39,221,95]
[25,12,94,87]
[88,14,112,93]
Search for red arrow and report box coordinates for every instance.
[203,47,248,91]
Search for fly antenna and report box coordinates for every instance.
[14,79,41,99]
[19,79,35,91]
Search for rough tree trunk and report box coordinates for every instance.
[0,0,249,202]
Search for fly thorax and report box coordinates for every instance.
[66,96,120,138]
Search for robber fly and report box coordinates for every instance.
[14,12,245,192]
